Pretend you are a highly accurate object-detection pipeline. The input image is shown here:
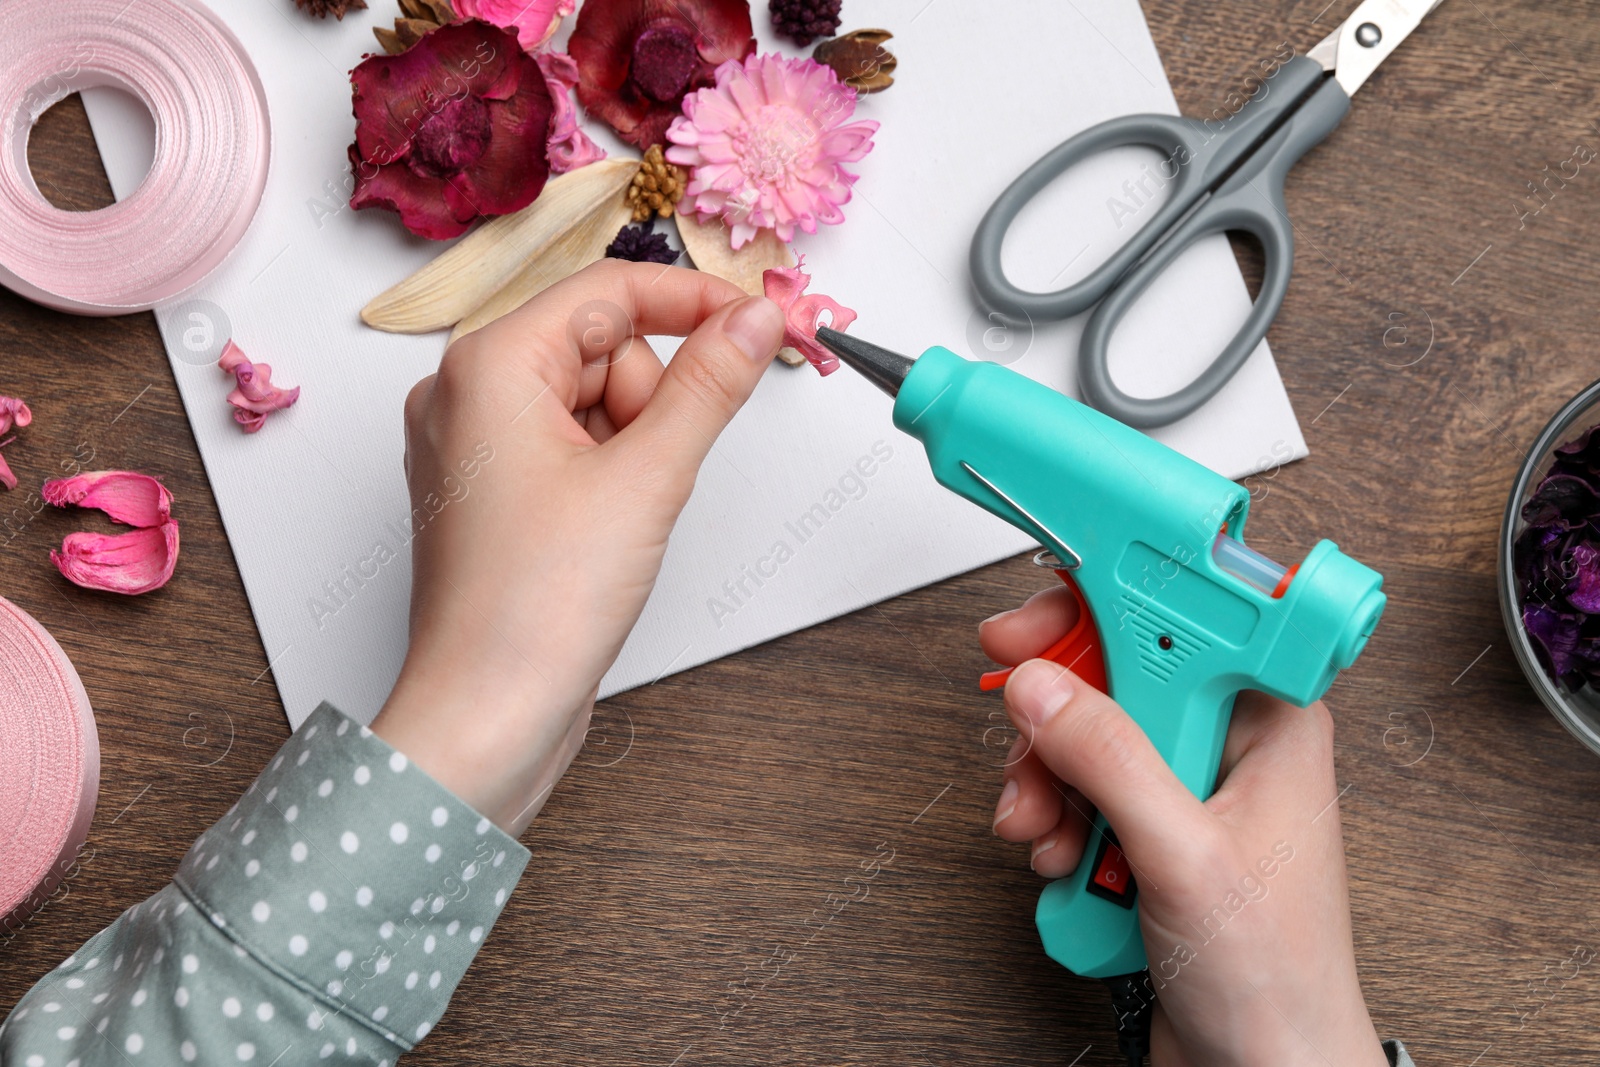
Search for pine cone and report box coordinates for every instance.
[605,219,679,265]
[294,0,366,20]
[814,29,896,94]
[769,0,841,47]
[627,145,687,223]
[373,0,456,53]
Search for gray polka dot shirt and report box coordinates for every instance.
[0,702,528,1067]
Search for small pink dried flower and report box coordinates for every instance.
[220,340,300,433]
[667,53,878,250]
[42,471,180,596]
[763,255,857,375]
[0,396,32,491]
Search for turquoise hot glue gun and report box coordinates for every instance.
[814,327,1386,981]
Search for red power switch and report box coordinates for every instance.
[1087,831,1137,908]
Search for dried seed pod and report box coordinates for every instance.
[814,29,897,94]
[373,0,456,53]
[627,145,687,222]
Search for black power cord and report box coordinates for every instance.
[1103,970,1156,1067]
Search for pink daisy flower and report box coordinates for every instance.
[666,53,877,250]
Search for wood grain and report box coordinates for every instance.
[5,3,1600,1063]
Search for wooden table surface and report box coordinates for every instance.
[4,1,1599,1063]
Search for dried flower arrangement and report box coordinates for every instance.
[352,0,900,373]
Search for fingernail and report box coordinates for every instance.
[723,296,784,363]
[1030,833,1059,871]
[979,607,1018,632]
[993,779,1019,828]
[1010,659,1074,726]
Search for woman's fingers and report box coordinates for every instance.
[445,261,750,422]
[618,294,785,481]
[1004,659,1212,882]
[993,741,1063,841]
[978,585,1081,666]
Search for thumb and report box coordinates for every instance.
[622,295,785,471]
[1004,658,1211,876]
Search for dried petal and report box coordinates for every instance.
[51,523,179,596]
[813,29,897,93]
[537,52,608,174]
[0,452,15,492]
[762,255,857,375]
[43,470,173,527]
[220,340,300,433]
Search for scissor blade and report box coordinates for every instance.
[1306,0,1446,96]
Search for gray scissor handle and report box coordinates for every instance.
[970,57,1352,428]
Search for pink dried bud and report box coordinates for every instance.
[0,396,32,435]
[762,255,857,375]
[220,340,300,433]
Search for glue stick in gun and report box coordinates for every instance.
[813,327,1386,1022]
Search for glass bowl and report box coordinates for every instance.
[1499,376,1600,755]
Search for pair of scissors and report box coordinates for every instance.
[970,0,1447,429]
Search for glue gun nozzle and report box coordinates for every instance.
[815,327,915,398]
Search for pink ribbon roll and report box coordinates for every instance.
[0,0,270,314]
[0,595,99,926]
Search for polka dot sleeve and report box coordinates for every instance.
[0,701,530,1067]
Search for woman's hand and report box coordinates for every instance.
[981,587,1389,1067]
[371,260,785,836]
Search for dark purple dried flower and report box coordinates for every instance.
[1514,421,1600,690]
[605,219,677,264]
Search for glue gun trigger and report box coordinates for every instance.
[978,570,1109,694]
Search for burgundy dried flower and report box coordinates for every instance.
[568,0,755,150]
[348,20,555,240]
[1513,422,1600,690]
[605,219,677,264]
[769,0,840,46]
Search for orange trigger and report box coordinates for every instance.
[979,570,1108,694]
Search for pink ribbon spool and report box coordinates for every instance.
[0,595,99,927]
[0,0,270,314]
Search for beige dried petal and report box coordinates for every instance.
[449,195,634,343]
[362,158,638,334]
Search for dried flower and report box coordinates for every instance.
[568,0,754,150]
[537,52,608,174]
[454,0,572,52]
[667,53,877,250]
[0,396,32,491]
[43,471,179,596]
[762,255,856,375]
[627,144,685,221]
[769,0,840,47]
[373,0,457,55]
[605,218,678,264]
[220,341,300,433]
[295,0,366,20]
[348,21,555,240]
[813,29,895,93]
[1515,423,1600,688]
